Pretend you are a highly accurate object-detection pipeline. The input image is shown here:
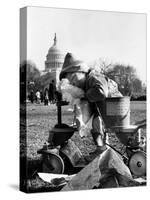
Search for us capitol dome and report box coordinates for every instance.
[45,33,65,85]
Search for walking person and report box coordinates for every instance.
[35,90,41,104]
[40,90,44,103]
[49,80,56,104]
[44,88,49,106]
[52,80,56,103]
[30,90,34,103]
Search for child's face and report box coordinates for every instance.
[65,72,86,89]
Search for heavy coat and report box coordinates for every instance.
[85,70,122,129]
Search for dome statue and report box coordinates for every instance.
[45,33,65,86]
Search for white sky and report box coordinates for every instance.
[26,6,147,83]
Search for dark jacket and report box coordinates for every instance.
[85,71,110,122]
[85,71,109,102]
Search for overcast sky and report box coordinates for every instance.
[26,6,146,83]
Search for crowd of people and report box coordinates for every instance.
[28,80,56,105]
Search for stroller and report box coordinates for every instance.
[38,96,146,178]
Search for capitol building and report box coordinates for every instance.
[44,33,65,86]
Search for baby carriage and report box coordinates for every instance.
[38,96,146,178]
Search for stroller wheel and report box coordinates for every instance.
[128,151,146,177]
[42,153,65,174]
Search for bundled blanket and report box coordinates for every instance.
[58,79,93,137]
[58,79,85,105]
[61,148,141,191]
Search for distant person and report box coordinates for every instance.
[30,90,34,103]
[49,80,56,104]
[52,80,56,103]
[48,82,53,103]
[44,88,49,106]
[40,90,44,103]
[35,90,41,104]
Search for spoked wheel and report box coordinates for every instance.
[128,151,146,177]
[42,153,65,174]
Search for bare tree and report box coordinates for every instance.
[88,57,113,75]
[89,59,143,96]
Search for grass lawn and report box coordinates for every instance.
[20,101,146,192]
